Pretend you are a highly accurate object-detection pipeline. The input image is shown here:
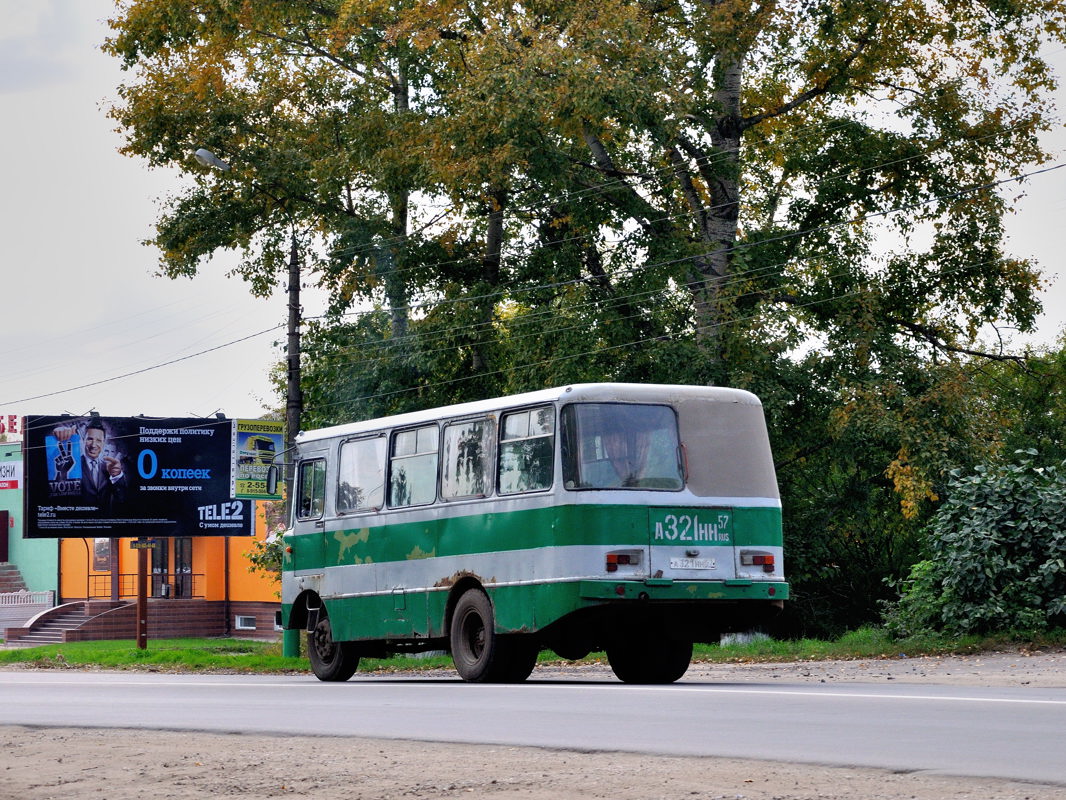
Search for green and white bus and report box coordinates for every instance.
[278,383,787,684]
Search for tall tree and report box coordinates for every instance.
[108,0,1065,632]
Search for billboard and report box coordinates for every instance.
[234,419,285,500]
[22,415,252,538]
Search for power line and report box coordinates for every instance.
[304,159,1064,338]
[7,161,1060,408]
[314,118,1037,273]
[2,325,283,406]
[309,253,1022,415]
[301,253,1019,385]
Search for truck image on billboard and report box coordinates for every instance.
[22,415,252,538]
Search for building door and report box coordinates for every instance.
[174,537,192,597]
[152,539,169,597]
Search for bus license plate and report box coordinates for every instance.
[669,557,717,570]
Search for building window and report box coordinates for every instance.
[234,615,257,631]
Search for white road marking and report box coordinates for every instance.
[2,676,1065,706]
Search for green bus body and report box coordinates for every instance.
[279,383,788,683]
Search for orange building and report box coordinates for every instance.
[53,501,281,640]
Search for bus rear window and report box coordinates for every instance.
[561,403,683,490]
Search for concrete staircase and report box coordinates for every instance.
[0,564,57,633]
[0,563,27,592]
[3,601,129,648]
[3,599,233,646]
[5,603,91,647]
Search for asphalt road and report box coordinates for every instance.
[1,671,1064,784]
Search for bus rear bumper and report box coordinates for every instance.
[578,578,789,602]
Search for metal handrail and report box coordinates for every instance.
[87,573,205,599]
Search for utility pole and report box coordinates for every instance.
[284,231,302,517]
[279,233,303,660]
[194,147,303,657]
[194,148,303,472]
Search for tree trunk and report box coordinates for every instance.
[386,190,409,341]
[691,51,744,364]
[470,186,506,374]
[385,59,411,341]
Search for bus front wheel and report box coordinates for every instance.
[451,589,535,683]
[308,613,360,682]
[606,638,692,684]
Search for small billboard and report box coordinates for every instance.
[234,419,285,500]
[0,459,20,490]
[22,415,252,538]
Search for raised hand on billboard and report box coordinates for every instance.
[53,439,75,479]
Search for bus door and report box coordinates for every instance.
[292,455,328,574]
[647,506,736,581]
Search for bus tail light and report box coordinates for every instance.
[606,551,641,573]
[740,552,775,573]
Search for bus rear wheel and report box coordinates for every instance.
[450,589,536,683]
[308,612,360,682]
[500,636,539,682]
[606,638,692,684]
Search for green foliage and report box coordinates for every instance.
[975,337,1066,462]
[243,500,287,590]
[885,454,1066,637]
[107,0,1066,638]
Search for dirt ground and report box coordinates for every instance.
[2,648,1065,800]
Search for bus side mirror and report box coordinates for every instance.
[266,465,279,496]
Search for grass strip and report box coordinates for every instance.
[2,626,1063,674]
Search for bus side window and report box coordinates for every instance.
[338,436,386,513]
[498,406,555,494]
[389,424,439,507]
[441,418,493,500]
[296,459,326,520]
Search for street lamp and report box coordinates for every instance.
[193,148,231,171]
[194,148,303,499]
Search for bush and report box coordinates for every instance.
[885,454,1066,637]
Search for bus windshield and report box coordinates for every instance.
[561,403,683,490]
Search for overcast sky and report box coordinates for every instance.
[1,1,1064,428]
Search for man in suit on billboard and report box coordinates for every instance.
[53,419,129,514]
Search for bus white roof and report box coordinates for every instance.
[296,383,762,445]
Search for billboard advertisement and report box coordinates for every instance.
[234,419,285,500]
[22,415,252,538]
